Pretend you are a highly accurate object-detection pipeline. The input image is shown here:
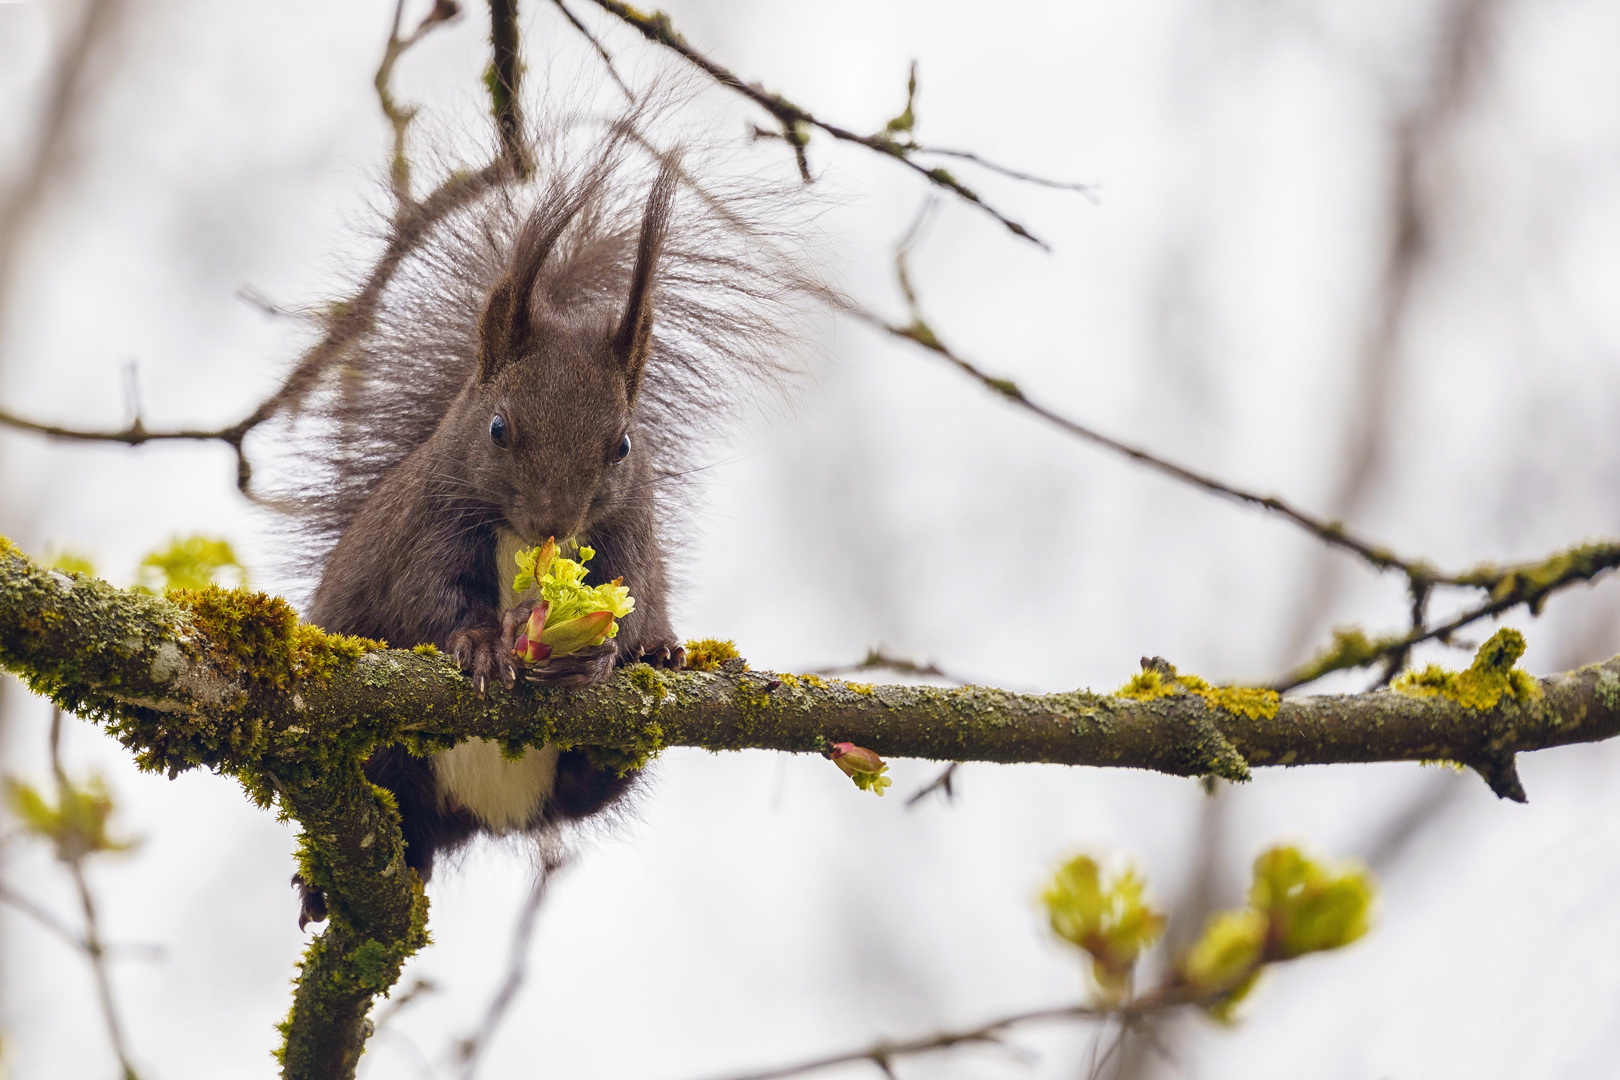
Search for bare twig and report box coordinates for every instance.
[810,648,961,684]
[551,0,632,97]
[687,1004,1105,1080]
[48,708,141,1080]
[376,0,463,204]
[579,0,1058,247]
[915,146,1097,199]
[904,762,960,807]
[877,206,1620,691]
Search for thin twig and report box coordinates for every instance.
[580,0,1055,247]
[686,1004,1107,1080]
[551,0,632,97]
[376,0,463,205]
[810,647,961,684]
[876,205,1620,691]
[904,762,960,807]
[49,708,141,1080]
[913,146,1098,199]
[0,880,90,952]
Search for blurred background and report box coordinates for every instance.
[4,0,1620,1077]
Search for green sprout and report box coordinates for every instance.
[1178,844,1374,1020]
[136,535,246,593]
[1042,855,1166,1003]
[5,775,138,862]
[826,742,892,796]
[510,539,636,663]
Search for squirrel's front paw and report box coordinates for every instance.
[524,642,616,689]
[638,640,686,670]
[449,624,518,694]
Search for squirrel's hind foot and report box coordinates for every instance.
[292,873,328,931]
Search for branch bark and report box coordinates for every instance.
[1,540,1615,1075]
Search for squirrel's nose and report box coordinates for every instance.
[518,512,584,547]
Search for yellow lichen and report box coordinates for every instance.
[1394,628,1541,710]
[1116,669,1178,702]
[1115,663,1280,720]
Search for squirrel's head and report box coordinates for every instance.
[461,166,675,545]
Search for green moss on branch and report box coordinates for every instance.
[4,543,1620,1075]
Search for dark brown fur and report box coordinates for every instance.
[278,113,806,921]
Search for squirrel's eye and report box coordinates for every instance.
[489,415,509,448]
[612,433,632,463]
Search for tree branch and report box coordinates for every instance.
[2,541,1615,1074]
[487,0,530,176]
[0,5,509,494]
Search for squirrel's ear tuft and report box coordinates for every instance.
[613,163,677,401]
[478,196,585,382]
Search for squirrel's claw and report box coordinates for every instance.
[448,624,512,696]
[639,641,686,670]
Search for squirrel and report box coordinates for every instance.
[282,116,804,926]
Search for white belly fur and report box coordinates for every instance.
[430,529,556,832]
[433,740,559,832]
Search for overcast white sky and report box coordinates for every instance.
[5,1,1620,1078]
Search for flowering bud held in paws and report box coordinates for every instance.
[510,541,637,664]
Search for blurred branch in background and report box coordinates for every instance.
[859,204,1620,691]
[1281,0,1511,664]
[376,0,464,205]
[2,707,143,1079]
[573,0,1082,246]
[450,850,569,1080]
[0,1,132,1069]
[0,0,126,319]
[692,845,1374,1080]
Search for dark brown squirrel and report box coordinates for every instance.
[282,118,804,926]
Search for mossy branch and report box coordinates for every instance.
[4,542,1620,1074]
